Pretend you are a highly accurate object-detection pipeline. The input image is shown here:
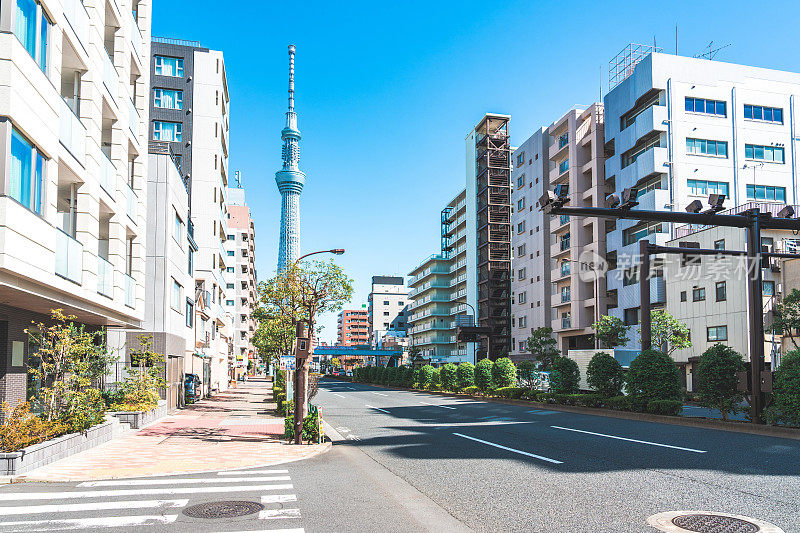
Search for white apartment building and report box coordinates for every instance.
[604,50,800,348]
[368,276,409,346]
[149,38,232,393]
[0,0,151,412]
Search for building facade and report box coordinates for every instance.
[0,0,151,413]
[368,276,409,346]
[337,308,369,346]
[226,185,257,377]
[604,50,800,348]
[149,38,232,392]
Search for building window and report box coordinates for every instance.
[692,287,706,302]
[744,104,783,123]
[558,158,569,174]
[745,144,785,164]
[707,325,728,342]
[623,307,639,326]
[226,250,234,256]
[226,267,234,273]
[763,281,775,296]
[746,184,786,203]
[517,221,526,234]
[186,299,194,328]
[519,316,527,328]
[173,211,183,243]
[517,198,525,210]
[621,133,662,168]
[226,299,234,306]
[685,97,726,117]
[716,281,726,302]
[517,175,525,188]
[687,179,729,197]
[188,249,194,275]
[153,121,182,142]
[623,221,667,246]
[172,279,182,311]
[154,55,184,77]
[622,268,638,286]
[154,88,183,110]
[686,138,728,157]
[516,152,525,166]
[714,239,725,250]
[558,132,568,148]
[636,175,667,197]
[14,0,50,73]
[680,291,687,302]
[10,128,45,214]
[518,268,526,281]
[227,234,235,240]
[518,292,527,304]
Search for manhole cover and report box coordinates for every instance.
[673,514,759,533]
[183,501,264,519]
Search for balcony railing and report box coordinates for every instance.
[59,99,86,162]
[100,151,115,195]
[560,236,571,251]
[128,98,139,137]
[63,0,89,50]
[125,182,137,221]
[560,262,571,277]
[55,230,82,284]
[124,273,135,308]
[97,256,113,297]
[561,289,571,303]
[559,214,570,226]
[561,316,572,329]
[128,11,142,60]
[102,49,118,99]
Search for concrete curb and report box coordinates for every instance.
[326,377,800,441]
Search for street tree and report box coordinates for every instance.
[525,327,559,370]
[641,309,692,355]
[696,343,746,421]
[771,288,800,349]
[252,305,295,372]
[592,315,630,348]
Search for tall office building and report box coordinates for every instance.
[604,47,800,348]
[511,105,607,356]
[0,0,151,414]
[226,183,258,377]
[275,45,305,271]
[149,37,233,392]
[368,276,409,346]
[337,308,369,346]
[409,113,512,364]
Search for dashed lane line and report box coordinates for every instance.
[453,432,563,464]
[550,425,707,453]
[365,404,391,414]
[419,401,457,410]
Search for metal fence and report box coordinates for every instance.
[99,361,168,399]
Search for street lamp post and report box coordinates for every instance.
[289,248,344,444]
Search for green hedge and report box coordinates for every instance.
[457,362,475,389]
[492,358,517,388]
[646,399,683,416]
[419,365,435,387]
[587,352,624,397]
[550,357,580,394]
[492,386,525,399]
[765,349,800,427]
[475,359,493,391]
[627,349,682,403]
[440,363,458,391]
[460,385,479,395]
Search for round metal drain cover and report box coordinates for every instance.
[183,501,264,519]
[672,514,759,533]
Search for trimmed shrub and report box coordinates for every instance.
[493,386,525,399]
[419,365,435,388]
[765,349,800,427]
[461,385,479,395]
[492,358,517,388]
[646,399,683,416]
[402,367,414,388]
[516,360,537,387]
[475,358,494,391]
[456,362,475,389]
[550,356,580,394]
[377,367,387,385]
[521,389,544,402]
[696,343,746,421]
[440,363,458,391]
[368,366,379,383]
[626,349,682,405]
[429,368,441,390]
[587,352,624,397]
[412,367,421,387]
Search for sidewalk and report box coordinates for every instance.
[16,377,329,482]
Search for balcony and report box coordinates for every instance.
[63,0,89,51]
[97,256,113,297]
[128,12,142,60]
[125,182,137,221]
[561,288,571,303]
[100,151,115,196]
[59,100,86,162]
[124,273,135,308]
[55,230,82,284]
[617,146,668,192]
[561,316,572,329]
[102,50,118,99]
[128,99,139,137]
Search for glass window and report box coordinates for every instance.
[716,281,726,302]
[226,250,234,256]
[763,281,775,296]
[153,121,182,141]
[692,287,706,302]
[173,212,182,242]
[172,279,182,310]
[707,326,728,342]
[744,104,783,124]
[10,128,44,214]
[517,198,525,210]
[746,184,787,203]
[154,56,184,77]
[714,239,725,250]
[686,138,728,157]
[685,97,726,117]
[558,158,569,174]
[15,0,36,62]
[688,179,728,197]
[153,89,183,110]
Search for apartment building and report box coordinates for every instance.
[665,219,797,389]
[337,308,369,346]
[0,0,151,412]
[367,276,409,346]
[604,48,800,348]
[226,185,257,377]
[149,38,232,391]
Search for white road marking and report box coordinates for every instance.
[0,514,178,531]
[224,530,304,533]
[78,476,290,487]
[550,426,708,453]
[527,410,558,415]
[345,387,356,390]
[453,432,563,464]
[218,469,288,475]
[261,494,298,503]
[370,392,388,397]
[0,499,189,516]
[331,393,346,398]
[419,401,457,410]
[365,404,390,414]
[0,484,294,501]
[259,508,302,520]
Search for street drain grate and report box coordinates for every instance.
[672,514,759,533]
[183,501,264,519]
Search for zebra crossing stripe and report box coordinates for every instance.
[78,476,290,487]
[259,508,302,520]
[217,469,289,475]
[219,530,305,533]
[0,514,178,531]
[261,494,297,503]
[0,484,294,501]
[0,499,189,516]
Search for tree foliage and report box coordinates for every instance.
[626,349,682,403]
[586,352,624,397]
[475,358,493,391]
[111,335,166,412]
[525,327,559,370]
[593,316,630,348]
[643,309,692,355]
[765,349,800,427]
[549,357,580,394]
[492,357,517,388]
[440,363,458,391]
[696,343,746,421]
[456,362,475,389]
[771,289,800,349]
[516,360,537,388]
[419,365,435,387]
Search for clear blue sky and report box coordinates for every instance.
[152,0,800,343]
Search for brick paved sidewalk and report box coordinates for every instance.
[17,377,329,482]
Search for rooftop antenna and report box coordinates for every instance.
[675,25,678,55]
[694,40,732,60]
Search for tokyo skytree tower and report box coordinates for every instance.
[275,44,305,272]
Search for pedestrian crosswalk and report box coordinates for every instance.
[0,468,305,532]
